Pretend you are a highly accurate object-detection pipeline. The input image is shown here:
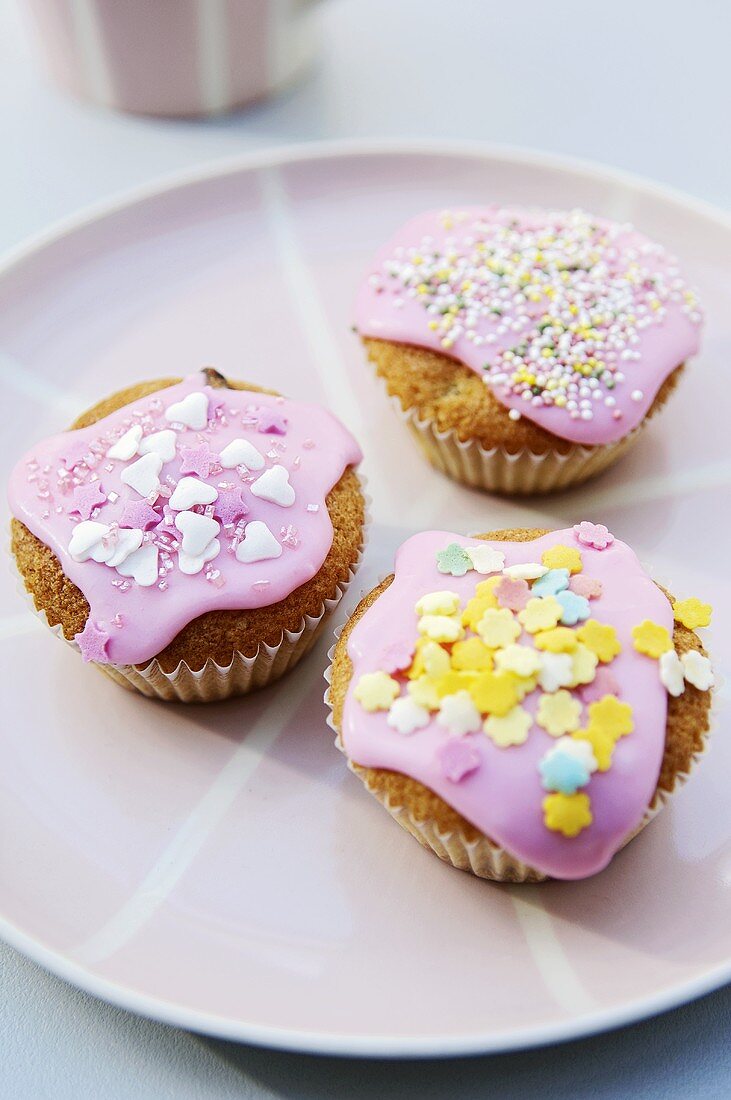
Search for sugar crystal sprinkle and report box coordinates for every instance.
[370,208,702,426]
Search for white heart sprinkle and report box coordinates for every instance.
[115,543,159,587]
[68,521,110,562]
[164,391,209,430]
[120,452,163,498]
[107,424,143,461]
[250,464,295,507]
[138,429,177,463]
[466,545,505,575]
[174,511,220,557]
[218,438,265,471]
[235,520,282,563]
[104,528,144,568]
[503,562,548,581]
[169,476,218,511]
[178,538,221,575]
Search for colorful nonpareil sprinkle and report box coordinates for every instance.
[356,208,703,446]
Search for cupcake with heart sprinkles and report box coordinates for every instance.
[327,525,714,881]
[355,206,703,493]
[9,369,365,702]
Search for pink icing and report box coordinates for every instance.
[8,373,362,666]
[342,529,673,880]
[355,206,703,445]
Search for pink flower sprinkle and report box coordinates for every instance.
[380,640,415,674]
[437,737,481,783]
[574,521,614,550]
[580,667,621,705]
[495,575,530,612]
[569,574,603,600]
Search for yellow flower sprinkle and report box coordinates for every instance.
[462,577,501,629]
[541,544,583,574]
[543,792,593,837]
[534,627,578,653]
[536,690,583,736]
[451,637,494,672]
[577,620,621,662]
[414,590,461,617]
[418,614,465,644]
[432,669,479,699]
[494,643,543,677]
[484,705,533,748]
[469,670,520,716]
[518,595,563,634]
[476,607,521,649]
[568,643,599,686]
[586,695,634,740]
[631,620,673,658]
[672,598,712,630]
[573,727,615,772]
[407,676,440,710]
[354,671,400,712]
[408,638,450,680]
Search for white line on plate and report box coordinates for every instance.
[0,351,88,418]
[257,166,366,437]
[508,888,599,1015]
[71,673,313,966]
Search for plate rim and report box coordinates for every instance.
[1,137,729,1058]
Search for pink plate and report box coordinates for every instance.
[0,142,729,1056]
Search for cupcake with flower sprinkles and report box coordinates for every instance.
[328,524,713,881]
[9,369,365,702]
[355,207,702,493]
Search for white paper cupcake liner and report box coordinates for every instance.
[10,475,370,703]
[385,386,642,495]
[324,627,718,883]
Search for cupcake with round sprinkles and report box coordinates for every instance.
[328,524,713,881]
[355,206,703,493]
[9,369,365,702]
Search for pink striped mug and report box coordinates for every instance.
[24,0,318,117]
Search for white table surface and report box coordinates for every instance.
[1,0,729,1095]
